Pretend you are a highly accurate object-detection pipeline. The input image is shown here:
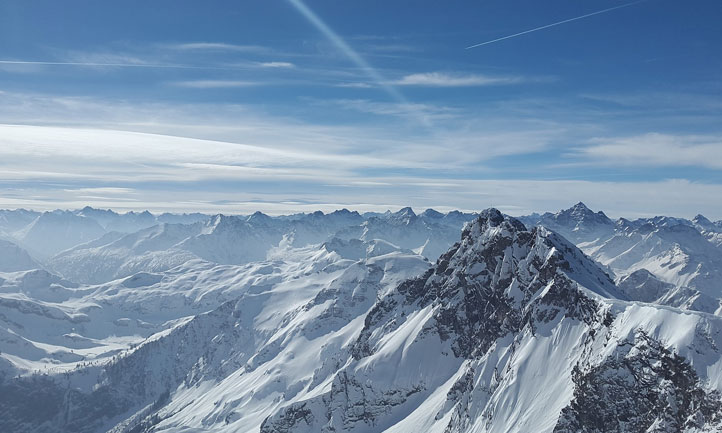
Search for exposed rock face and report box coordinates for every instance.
[555,332,722,433]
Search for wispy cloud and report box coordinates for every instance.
[334,82,374,88]
[580,92,722,113]
[575,133,722,169]
[0,59,203,70]
[166,42,269,52]
[391,72,522,87]
[171,80,263,88]
[325,99,457,121]
[62,51,151,66]
[256,61,295,68]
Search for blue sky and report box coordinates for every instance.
[1,0,721,218]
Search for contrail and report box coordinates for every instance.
[466,0,648,49]
[287,0,408,106]
[287,0,437,127]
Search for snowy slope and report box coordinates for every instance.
[0,239,429,432]
[588,222,722,294]
[15,210,107,259]
[47,222,205,284]
[0,239,42,272]
[693,214,722,249]
[0,209,40,236]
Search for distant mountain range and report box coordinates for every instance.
[1,203,722,432]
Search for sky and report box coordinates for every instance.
[1,0,721,219]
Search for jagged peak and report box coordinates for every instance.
[77,206,117,216]
[330,208,356,216]
[206,214,244,231]
[554,202,612,226]
[693,214,716,230]
[694,213,710,222]
[329,208,362,219]
[421,208,444,219]
[453,208,620,300]
[462,208,525,238]
[246,211,272,224]
[387,206,418,225]
[570,201,590,211]
[478,207,504,224]
[394,206,416,217]
[356,207,616,360]
[47,209,73,216]
[34,209,97,222]
[623,268,653,279]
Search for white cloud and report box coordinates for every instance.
[63,51,151,67]
[166,42,268,52]
[577,133,722,169]
[326,98,457,121]
[171,80,263,88]
[391,72,522,87]
[257,61,295,68]
[335,82,374,88]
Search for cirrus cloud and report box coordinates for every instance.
[577,133,722,169]
[391,72,522,87]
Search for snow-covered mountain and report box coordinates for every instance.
[0,209,40,237]
[15,210,107,260]
[522,202,722,314]
[518,201,615,244]
[2,208,722,433]
[335,207,472,262]
[39,209,471,285]
[46,222,204,284]
[0,206,475,279]
[73,206,211,234]
[693,214,722,248]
